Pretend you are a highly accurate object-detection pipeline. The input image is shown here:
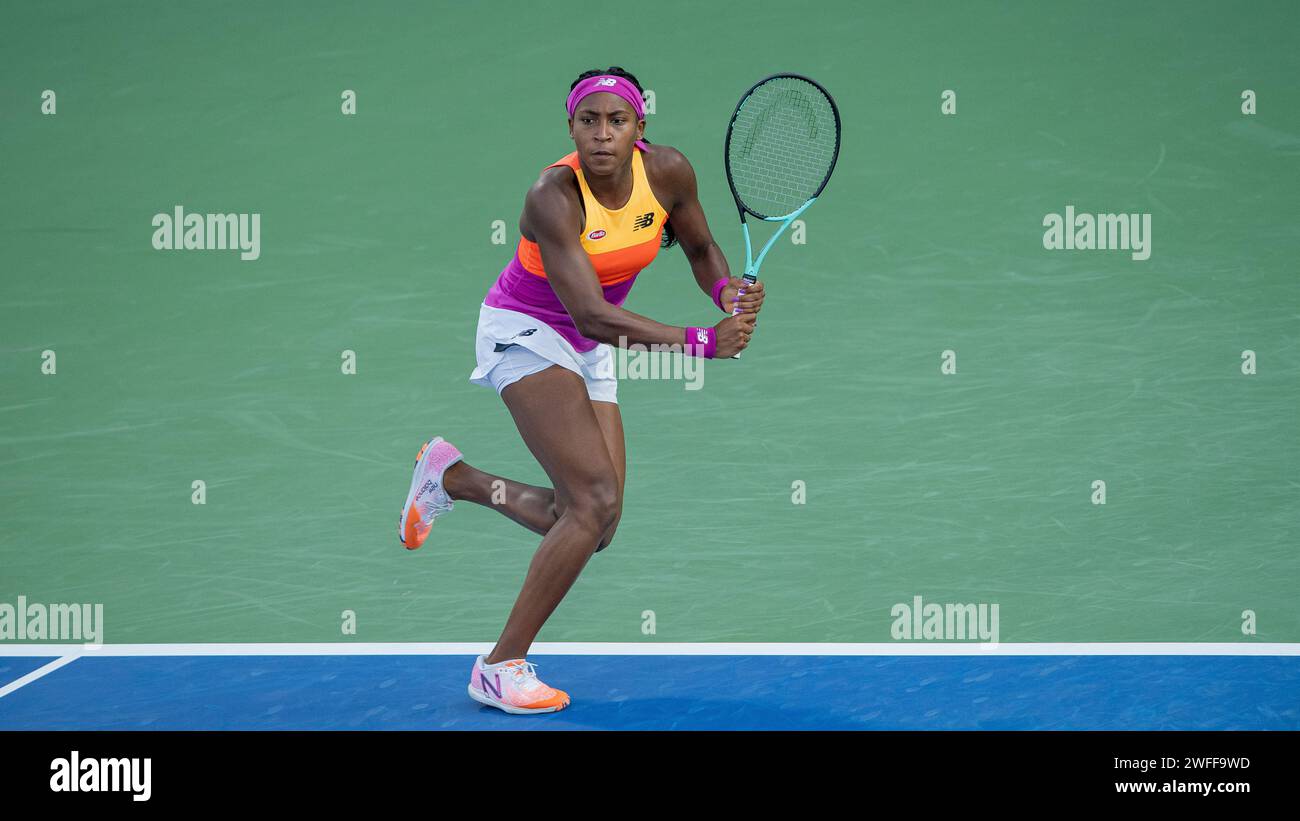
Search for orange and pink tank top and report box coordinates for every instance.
[484,145,669,353]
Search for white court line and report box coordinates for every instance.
[0,642,1297,657]
[0,656,79,698]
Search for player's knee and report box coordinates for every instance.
[568,476,619,535]
[595,509,622,553]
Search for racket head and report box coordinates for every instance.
[724,73,842,221]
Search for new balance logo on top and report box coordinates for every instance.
[633,212,654,230]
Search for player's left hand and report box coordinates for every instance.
[721,277,765,314]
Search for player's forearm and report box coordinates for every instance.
[574,303,691,349]
[687,240,732,301]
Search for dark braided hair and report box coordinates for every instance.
[569,66,678,249]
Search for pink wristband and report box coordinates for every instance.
[710,277,729,311]
[684,327,717,359]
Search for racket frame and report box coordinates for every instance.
[722,73,842,350]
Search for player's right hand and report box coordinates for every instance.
[714,312,756,358]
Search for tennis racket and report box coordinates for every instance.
[724,73,841,357]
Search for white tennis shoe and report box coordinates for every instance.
[398,436,463,550]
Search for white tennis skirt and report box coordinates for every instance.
[468,303,618,404]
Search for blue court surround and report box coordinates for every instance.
[0,657,60,689]
[1,655,1297,730]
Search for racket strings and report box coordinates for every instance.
[727,78,838,219]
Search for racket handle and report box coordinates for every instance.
[731,300,743,359]
[729,273,759,359]
[728,298,748,355]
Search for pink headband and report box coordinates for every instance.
[566,74,649,151]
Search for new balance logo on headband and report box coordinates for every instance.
[596,78,618,87]
[633,212,654,230]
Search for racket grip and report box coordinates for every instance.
[730,300,742,359]
[729,273,759,359]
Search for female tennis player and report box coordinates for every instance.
[397,66,764,714]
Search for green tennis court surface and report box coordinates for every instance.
[2,0,1296,657]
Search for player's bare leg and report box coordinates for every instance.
[442,400,625,551]
[482,365,621,664]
